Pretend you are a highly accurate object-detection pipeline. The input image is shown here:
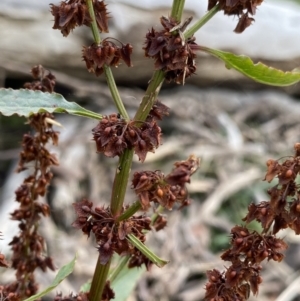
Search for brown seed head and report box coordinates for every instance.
[207,0,264,33]
[144,16,197,84]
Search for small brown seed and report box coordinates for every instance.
[260,207,267,216]
[235,238,243,245]
[286,169,293,177]
[157,188,164,197]
[82,206,91,213]
[96,47,102,57]
[174,37,181,44]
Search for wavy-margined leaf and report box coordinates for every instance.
[0,89,102,119]
[23,255,77,301]
[199,46,300,87]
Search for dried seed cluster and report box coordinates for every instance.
[92,101,169,162]
[205,226,287,300]
[0,67,59,301]
[72,199,152,268]
[82,39,133,76]
[3,113,58,300]
[50,0,133,76]
[144,16,197,84]
[72,156,199,272]
[0,285,19,301]
[132,155,200,211]
[50,0,108,36]
[244,143,300,234]
[24,65,56,93]
[204,143,300,300]
[208,0,264,33]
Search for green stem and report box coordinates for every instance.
[103,65,129,120]
[184,4,220,39]
[133,70,165,122]
[108,256,130,283]
[117,201,141,222]
[86,0,101,44]
[151,205,165,225]
[86,2,131,300]
[110,149,134,216]
[170,0,186,21]
[89,257,111,301]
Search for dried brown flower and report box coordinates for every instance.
[144,16,197,84]
[128,250,153,271]
[23,65,56,93]
[207,0,264,33]
[243,143,300,235]
[152,214,167,231]
[50,0,109,36]
[82,39,133,76]
[0,286,20,301]
[147,101,170,122]
[72,199,151,266]
[92,104,168,162]
[132,155,200,210]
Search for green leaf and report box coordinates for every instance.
[112,264,146,301]
[127,234,168,268]
[0,89,102,119]
[80,255,145,301]
[199,47,300,87]
[23,255,77,301]
[80,281,91,293]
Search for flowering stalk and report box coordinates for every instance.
[204,143,300,300]
[84,0,132,297]
[86,0,129,120]
[184,4,220,39]
[110,149,135,216]
[170,0,186,22]
[134,71,165,122]
[87,0,187,299]
[134,0,197,121]
[88,0,190,301]
[0,66,59,301]
[89,257,111,301]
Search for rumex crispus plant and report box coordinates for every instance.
[1,1,300,301]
